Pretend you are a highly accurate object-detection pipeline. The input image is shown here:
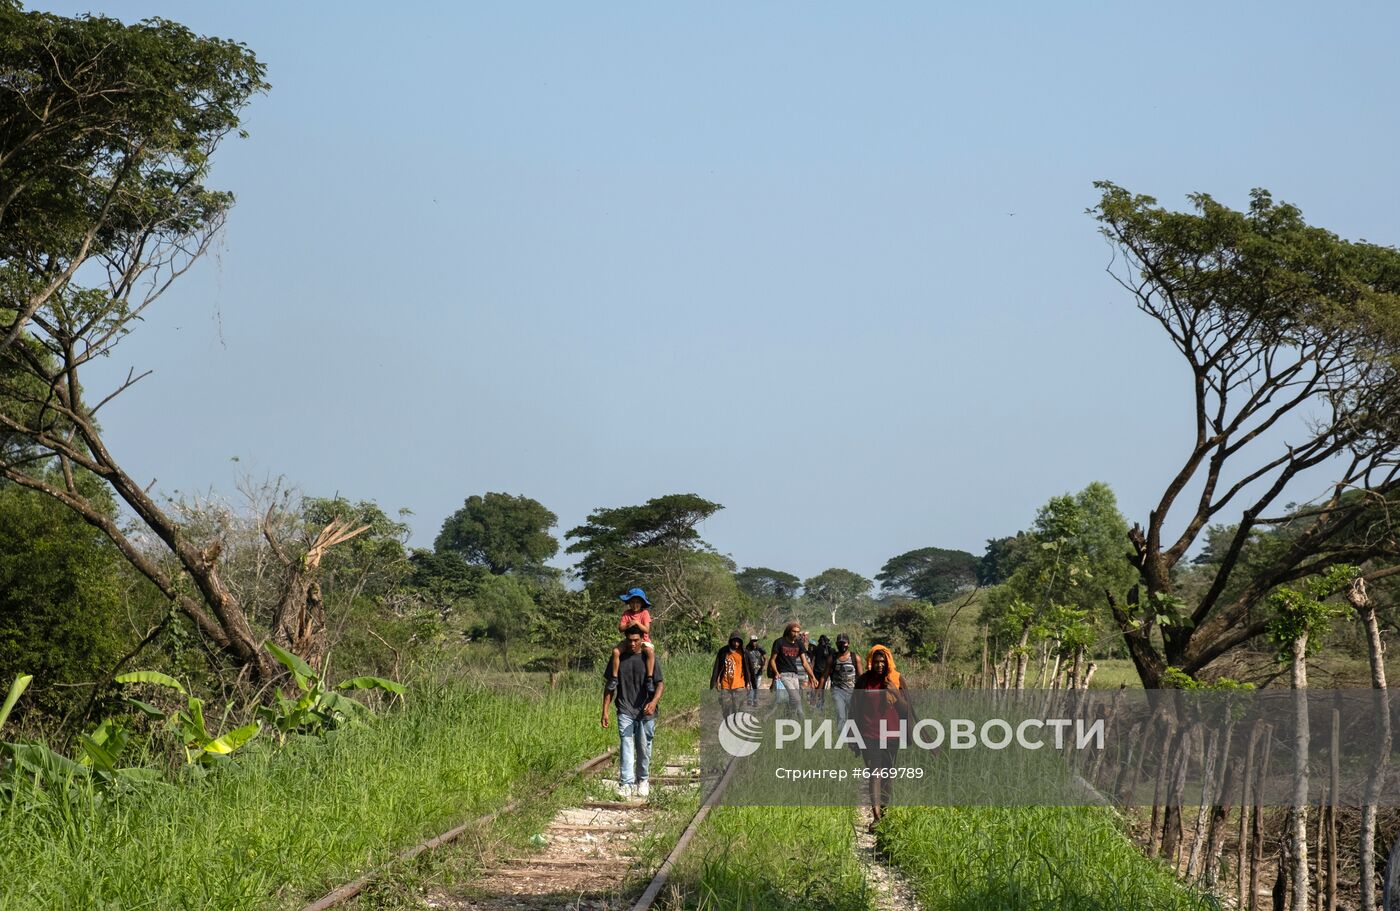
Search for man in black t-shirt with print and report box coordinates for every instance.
[602,625,665,800]
[766,621,817,718]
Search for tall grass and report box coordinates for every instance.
[877,805,1218,911]
[665,805,872,911]
[1,653,709,911]
[1,680,607,910]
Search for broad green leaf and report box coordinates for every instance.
[317,691,369,718]
[115,671,185,693]
[0,675,33,733]
[336,676,407,695]
[126,698,166,720]
[6,742,90,781]
[182,698,209,745]
[202,722,260,755]
[78,734,119,772]
[265,642,316,690]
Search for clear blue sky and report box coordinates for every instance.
[36,1,1400,581]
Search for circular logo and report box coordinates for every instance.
[717,711,763,757]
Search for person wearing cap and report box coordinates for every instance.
[609,587,655,689]
[742,634,766,707]
[823,634,863,728]
[709,631,753,718]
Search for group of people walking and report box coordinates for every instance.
[709,621,869,726]
[599,587,913,823]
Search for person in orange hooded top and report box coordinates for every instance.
[854,644,912,828]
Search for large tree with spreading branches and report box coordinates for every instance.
[0,8,363,683]
[1094,183,1400,688]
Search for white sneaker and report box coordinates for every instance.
[637,780,650,798]
[616,782,633,799]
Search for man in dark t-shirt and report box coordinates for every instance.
[743,635,766,707]
[602,625,665,799]
[808,635,834,707]
[767,621,816,718]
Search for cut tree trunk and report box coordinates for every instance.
[1351,578,1389,911]
[1288,633,1310,911]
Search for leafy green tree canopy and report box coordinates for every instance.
[0,6,283,680]
[564,493,722,586]
[803,567,871,624]
[434,492,558,576]
[734,566,802,602]
[876,547,978,603]
[1094,183,1400,686]
[978,533,1031,586]
[1027,483,1133,608]
[0,476,135,721]
[871,600,940,660]
[1,3,268,351]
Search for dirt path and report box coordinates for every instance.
[423,758,701,911]
[854,807,926,911]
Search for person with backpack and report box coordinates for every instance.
[742,634,766,707]
[710,631,753,717]
[822,633,862,728]
[601,625,665,800]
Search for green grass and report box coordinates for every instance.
[0,655,709,911]
[664,805,872,911]
[877,806,1217,911]
[341,702,707,911]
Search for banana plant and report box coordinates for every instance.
[2,673,160,792]
[114,670,261,766]
[255,642,406,740]
[0,674,31,734]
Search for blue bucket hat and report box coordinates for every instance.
[619,587,652,607]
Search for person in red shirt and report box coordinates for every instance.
[854,644,911,828]
[609,588,655,685]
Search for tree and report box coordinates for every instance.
[1093,183,1400,688]
[154,483,403,674]
[876,547,978,603]
[408,548,488,616]
[1264,566,1354,911]
[298,496,413,671]
[871,600,939,659]
[1,5,267,354]
[530,587,616,685]
[565,493,722,586]
[434,492,558,575]
[1347,577,1390,910]
[470,573,536,668]
[0,476,138,722]
[803,567,871,626]
[978,533,1030,586]
[564,494,730,640]
[983,482,1136,688]
[0,9,299,681]
[734,567,802,603]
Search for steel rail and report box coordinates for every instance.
[298,704,701,911]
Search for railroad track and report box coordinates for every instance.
[625,752,737,911]
[299,704,729,911]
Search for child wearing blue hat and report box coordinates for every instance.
[610,588,656,685]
